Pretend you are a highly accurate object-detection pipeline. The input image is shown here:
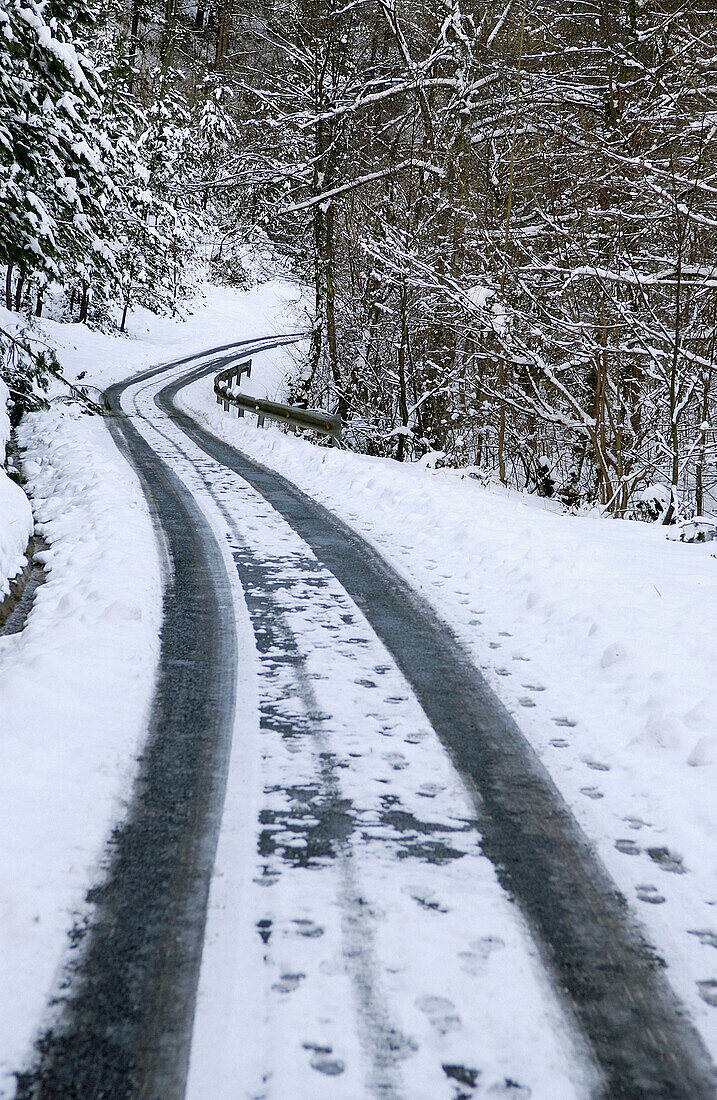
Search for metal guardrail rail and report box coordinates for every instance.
[214,359,342,443]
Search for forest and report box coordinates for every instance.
[2,0,716,517]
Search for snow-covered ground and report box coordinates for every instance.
[178,361,717,1063]
[0,281,302,1092]
[3,277,717,1092]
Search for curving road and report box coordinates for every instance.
[16,340,717,1099]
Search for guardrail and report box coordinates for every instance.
[214,359,342,443]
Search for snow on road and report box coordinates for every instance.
[178,350,717,1070]
[123,363,593,1098]
[2,278,716,1095]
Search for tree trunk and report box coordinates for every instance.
[129,0,141,81]
[120,290,131,332]
[14,270,25,312]
[5,264,13,311]
[214,0,233,69]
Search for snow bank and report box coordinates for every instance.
[0,280,306,394]
[178,379,717,1060]
[0,377,33,600]
[0,405,162,1092]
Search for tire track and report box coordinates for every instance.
[161,359,717,1100]
[14,337,292,1100]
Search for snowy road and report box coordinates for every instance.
[19,342,716,1099]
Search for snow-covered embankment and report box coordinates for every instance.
[0,378,33,601]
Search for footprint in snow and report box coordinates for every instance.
[580,786,604,800]
[550,738,569,748]
[310,1054,346,1076]
[615,839,641,856]
[443,1063,480,1089]
[256,918,272,944]
[416,994,462,1035]
[408,887,449,913]
[624,815,650,830]
[272,971,305,993]
[688,930,717,949]
[518,697,536,708]
[552,716,577,728]
[495,667,511,677]
[522,683,545,692]
[697,980,717,1007]
[648,846,686,874]
[417,782,444,798]
[583,757,610,772]
[384,752,408,770]
[487,1080,532,1098]
[636,884,666,905]
[476,934,506,954]
[290,918,324,938]
[458,936,505,975]
[404,731,427,745]
[489,642,502,650]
